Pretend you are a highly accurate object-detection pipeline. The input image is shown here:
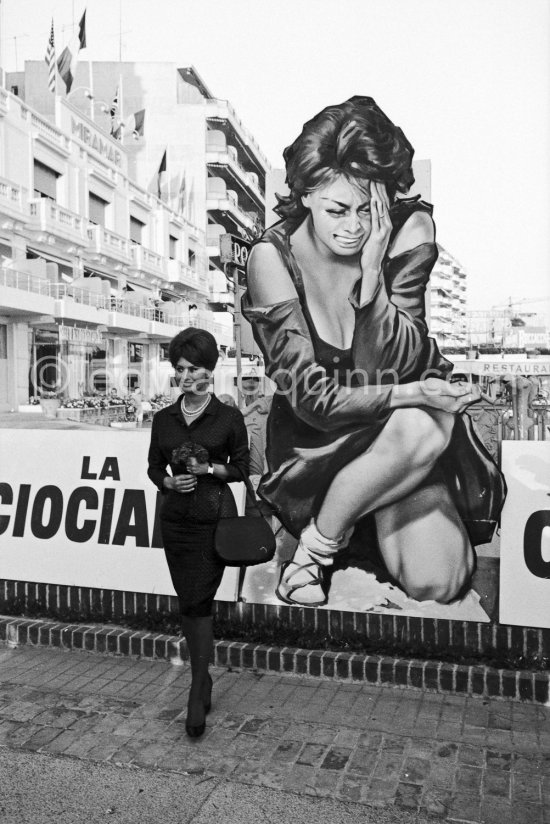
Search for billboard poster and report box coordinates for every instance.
[239,97,507,623]
[0,430,241,602]
[500,442,550,629]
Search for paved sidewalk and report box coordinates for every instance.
[0,642,549,823]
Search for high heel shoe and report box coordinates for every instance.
[185,674,213,738]
[185,718,205,738]
[185,700,206,738]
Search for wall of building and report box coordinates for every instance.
[0,81,232,410]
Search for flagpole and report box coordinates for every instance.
[118,0,124,140]
[54,19,58,97]
[119,73,124,141]
[167,146,171,208]
[0,0,5,89]
[88,60,94,121]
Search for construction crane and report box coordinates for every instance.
[465,297,549,347]
[491,296,549,328]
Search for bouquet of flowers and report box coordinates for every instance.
[171,441,209,470]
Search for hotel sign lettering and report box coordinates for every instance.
[59,326,104,346]
[71,118,122,167]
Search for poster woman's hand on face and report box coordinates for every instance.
[359,180,392,304]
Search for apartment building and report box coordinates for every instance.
[0,80,233,411]
[429,244,468,347]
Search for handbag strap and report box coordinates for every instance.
[215,464,265,520]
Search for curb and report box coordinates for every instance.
[1,615,548,704]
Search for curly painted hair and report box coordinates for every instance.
[275,96,415,220]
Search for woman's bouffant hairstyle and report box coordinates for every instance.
[275,96,415,220]
[169,327,219,372]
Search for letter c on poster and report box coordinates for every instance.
[500,442,550,629]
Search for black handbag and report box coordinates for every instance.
[439,413,507,546]
[214,468,276,566]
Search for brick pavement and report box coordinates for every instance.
[0,642,549,822]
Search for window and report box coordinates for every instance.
[89,192,108,226]
[130,216,145,245]
[169,235,178,260]
[128,343,143,363]
[188,248,196,269]
[0,325,7,359]
[33,160,59,200]
[160,343,170,361]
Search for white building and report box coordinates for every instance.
[14,61,271,316]
[0,82,233,410]
[429,244,467,347]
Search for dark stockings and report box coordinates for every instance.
[181,615,213,727]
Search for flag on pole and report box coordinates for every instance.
[124,109,145,139]
[57,9,87,94]
[45,19,56,94]
[109,87,120,137]
[177,171,187,215]
[78,9,87,49]
[187,179,195,222]
[157,149,167,199]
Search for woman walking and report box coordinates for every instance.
[147,328,249,736]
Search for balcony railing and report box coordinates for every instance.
[204,98,270,171]
[205,145,265,205]
[28,198,87,244]
[1,267,232,343]
[0,88,8,116]
[0,176,26,221]
[86,224,132,264]
[25,108,71,154]
[206,190,255,231]
[0,267,176,326]
[165,259,205,290]
[189,313,233,346]
[129,244,166,277]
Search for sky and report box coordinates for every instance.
[1,0,549,317]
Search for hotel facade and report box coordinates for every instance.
[0,61,271,411]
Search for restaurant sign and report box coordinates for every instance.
[452,360,550,376]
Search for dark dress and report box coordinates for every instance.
[147,394,249,617]
[242,198,506,560]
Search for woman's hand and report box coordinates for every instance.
[186,457,210,476]
[164,473,197,493]
[359,180,393,303]
[391,379,481,413]
[419,378,481,413]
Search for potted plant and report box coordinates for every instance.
[39,389,62,419]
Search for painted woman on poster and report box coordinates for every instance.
[243,96,506,608]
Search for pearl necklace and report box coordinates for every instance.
[181,394,211,417]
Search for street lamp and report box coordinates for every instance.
[67,86,110,121]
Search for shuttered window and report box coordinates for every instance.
[89,193,108,226]
[130,216,145,245]
[0,325,7,359]
[33,160,58,200]
[169,235,178,260]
